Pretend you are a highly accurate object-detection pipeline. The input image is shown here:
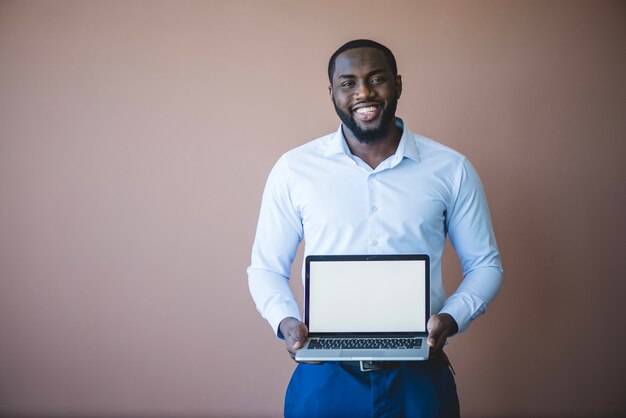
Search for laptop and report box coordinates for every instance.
[295,254,430,362]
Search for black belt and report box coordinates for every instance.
[339,350,454,373]
[343,361,402,372]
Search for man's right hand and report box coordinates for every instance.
[278,317,321,364]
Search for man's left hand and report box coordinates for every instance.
[427,313,459,353]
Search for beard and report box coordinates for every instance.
[333,96,398,144]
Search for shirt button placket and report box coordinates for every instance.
[368,174,381,253]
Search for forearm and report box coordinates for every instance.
[248,267,301,338]
[439,265,503,333]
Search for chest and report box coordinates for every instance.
[290,158,453,235]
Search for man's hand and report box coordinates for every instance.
[427,313,459,353]
[278,317,322,364]
[279,317,308,360]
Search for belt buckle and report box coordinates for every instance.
[359,361,386,372]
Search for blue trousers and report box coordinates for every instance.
[284,357,459,418]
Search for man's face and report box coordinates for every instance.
[330,47,402,144]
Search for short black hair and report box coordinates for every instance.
[328,39,398,84]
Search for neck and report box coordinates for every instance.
[343,121,402,169]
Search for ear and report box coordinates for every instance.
[328,85,333,99]
[395,75,402,99]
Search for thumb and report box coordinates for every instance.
[290,323,308,350]
[427,315,443,347]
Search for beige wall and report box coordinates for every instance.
[1,1,625,417]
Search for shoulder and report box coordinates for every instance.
[279,132,336,167]
[404,127,476,192]
[411,131,467,166]
[264,131,337,189]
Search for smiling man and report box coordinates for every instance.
[248,39,503,417]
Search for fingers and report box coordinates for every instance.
[286,323,307,357]
[290,328,322,364]
[427,315,446,352]
[427,314,457,353]
[287,330,307,359]
[279,317,309,360]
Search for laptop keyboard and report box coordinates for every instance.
[307,337,422,350]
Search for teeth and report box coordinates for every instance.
[355,106,377,114]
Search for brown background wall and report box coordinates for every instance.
[1,1,625,417]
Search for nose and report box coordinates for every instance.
[354,81,373,100]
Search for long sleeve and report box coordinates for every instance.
[247,156,303,337]
[439,158,503,333]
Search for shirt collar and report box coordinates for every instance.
[325,124,353,157]
[395,119,421,163]
[324,117,421,164]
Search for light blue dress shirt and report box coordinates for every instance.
[248,119,503,337]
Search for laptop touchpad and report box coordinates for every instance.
[342,350,383,357]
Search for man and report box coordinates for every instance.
[248,39,503,417]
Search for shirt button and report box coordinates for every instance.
[372,240,378,246]
[371,206,378,213]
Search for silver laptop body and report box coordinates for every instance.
[295,254,430,362]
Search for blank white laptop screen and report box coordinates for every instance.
[308,259,427,333]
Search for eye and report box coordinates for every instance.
[370,76,385,84]
[340,80,356,89]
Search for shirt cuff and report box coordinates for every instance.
[266,300,302,339]
[439,295,486,334]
